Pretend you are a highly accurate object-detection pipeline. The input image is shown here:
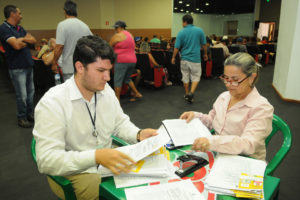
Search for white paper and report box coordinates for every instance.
[205,154,267,195]
[98,126,170,176]
[125,179,205,200]
[114,155,178,188]
[162,119,211,147]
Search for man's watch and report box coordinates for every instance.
[137,129,142,142]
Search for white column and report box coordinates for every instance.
[273,0,300,101]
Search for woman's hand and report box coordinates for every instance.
[192,138,210,152]
[180,111,195,123]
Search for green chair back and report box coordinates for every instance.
[31,138,77,200]
[265,114,292,176]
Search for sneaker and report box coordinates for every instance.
[18,118,33,128]
[186,93,194,104]
[27,113,34,122]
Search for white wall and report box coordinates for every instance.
[172,13,254,37]
[273,0,300,100]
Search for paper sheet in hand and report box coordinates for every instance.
[125,179,205,200]
[98,127,170,177]
[162,119,211,146]
[114,154,177,188]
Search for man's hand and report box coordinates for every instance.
[139,128,158,141]
[95,148,135,175]
[179,111,195,123]
[171,57,176,65]
[192,138,210,152]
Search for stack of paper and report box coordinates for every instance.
[205,154,267,199]
[162,119,211,147]
[125,179,205,200]
[98,126,178,188]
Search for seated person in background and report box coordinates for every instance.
[180,53,273,161]
[167,37,176,52]
[232,37,247,52]
[33,35,157,200]
[139,37,151,53]
[37,38,49,59]
[160,36,168,50]
[150,35,160,43]
[42,38,56,66]
[213,38,230,58]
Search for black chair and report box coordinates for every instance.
[136,53,154,82]
[33,59,55,95]
[165,51,182,83]
[246,45,260,62]
[211,48,224,76]
[228,46,240,54]
[151,50,165,66]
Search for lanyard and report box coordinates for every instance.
[85,93,98,137]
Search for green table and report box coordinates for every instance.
[99,148,280,200]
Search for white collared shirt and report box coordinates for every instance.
[33,76,139,176]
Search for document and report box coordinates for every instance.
[98,126,170,177]
[125,179,205,200]
[162,119,211,147]
[205,154,266,198]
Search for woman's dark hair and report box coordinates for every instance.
[144,37,149,42]
[64,0,77,17]
[182,14,193,24]
[73,35,116,73]
[4,5,17,19]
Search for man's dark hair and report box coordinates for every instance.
[182,14,193,24]
[73,35,116,73]
[4,5,17,19]
[64,0,77,17]
[144,37,149,42]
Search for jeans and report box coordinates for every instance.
[8,68,35,119]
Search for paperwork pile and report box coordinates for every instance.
[205,154,267,199]
[98,126,177,188]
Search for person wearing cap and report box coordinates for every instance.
[110,20,142,102]
[52,0,92,81]
[232,37,247,53]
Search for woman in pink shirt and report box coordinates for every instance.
[181,53,273,160]
[110,20,142,101]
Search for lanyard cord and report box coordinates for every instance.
[85,93,97,137]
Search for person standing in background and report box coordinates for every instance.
[110,20,142,102]
[0,5,37,128]
[172,14,207,103]
[52,0,92,81]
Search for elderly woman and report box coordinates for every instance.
[180,53,273,160]
[110,20,142,101]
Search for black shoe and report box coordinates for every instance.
[27,113,34,122]
[185,93,194,104]
[18,118,33,128]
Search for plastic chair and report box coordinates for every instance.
[265,114,292,176]
[31,136,130,200]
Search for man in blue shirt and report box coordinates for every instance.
[172,14,207,103]
[0,5,37,128]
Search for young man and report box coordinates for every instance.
[0,5,37,128]
[172,14,207,103]
[33,35,157,200]
[52,0,92,81]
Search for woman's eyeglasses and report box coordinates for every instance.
[219,74,250,87]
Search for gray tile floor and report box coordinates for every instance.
[0,63,299,199]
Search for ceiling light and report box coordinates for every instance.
[205,3,209,6]
[200,10,203,13]
[186,4,190,7]
[180,9,184,12]
[174,7,178,10]
[191,12,194,14]
[196,8,200,11]
[179,1,183,4]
